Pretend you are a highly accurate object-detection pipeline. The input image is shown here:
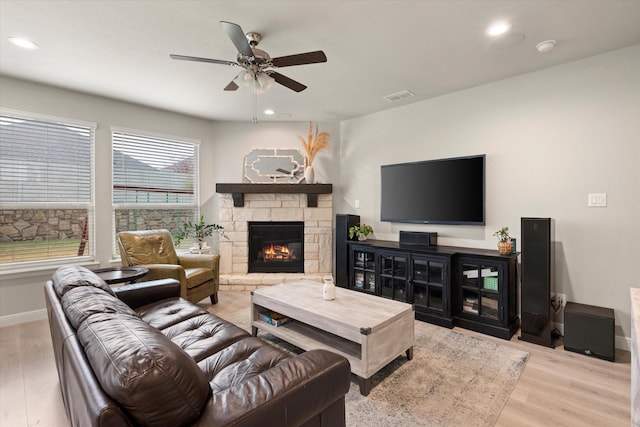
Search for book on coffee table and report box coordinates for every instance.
[258,311,293,327]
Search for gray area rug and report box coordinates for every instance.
[215,308,529,427]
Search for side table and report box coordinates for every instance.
[92,266,149,285]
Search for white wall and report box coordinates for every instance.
[339,44,640,342]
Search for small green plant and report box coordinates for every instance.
[173,215,227,246]
[493,226,511,242]
[349,224,374,240]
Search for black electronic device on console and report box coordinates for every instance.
[399,231,438,247]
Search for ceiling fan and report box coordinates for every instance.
[170,21,327,93]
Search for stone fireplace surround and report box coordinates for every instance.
[217,185,333,291]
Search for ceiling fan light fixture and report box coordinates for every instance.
[256,72,275,91]
[234,70,256,88]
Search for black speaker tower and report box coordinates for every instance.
[335,214,360,288]
[519,217,555,347]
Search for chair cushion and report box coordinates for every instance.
[77,313,210,427]
[118,230,179,265]
[185,267,214,289]
[62,286,138,329]
[52,265,114,298]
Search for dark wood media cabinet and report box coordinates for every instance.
[346,239,520,340]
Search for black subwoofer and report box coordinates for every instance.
[564,302,615,362]
[519,217,555,347]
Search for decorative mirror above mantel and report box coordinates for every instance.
[243,148,306,184]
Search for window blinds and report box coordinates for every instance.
[0,112,94,265]
[0,114,93,203]
[112,130,198,205]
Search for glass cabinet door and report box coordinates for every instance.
[350,246,377,294]
[378,252,409,302]
[412,256,447,313]
[459,260,502,321]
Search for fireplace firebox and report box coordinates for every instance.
[248,221,304,273]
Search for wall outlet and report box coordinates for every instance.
[557,293,567,307]
[551,292,567,307]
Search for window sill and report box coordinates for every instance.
[0,258,99,279]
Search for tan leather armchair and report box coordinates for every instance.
[117,229,220,304]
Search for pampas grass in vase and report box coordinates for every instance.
[298,121,329,183]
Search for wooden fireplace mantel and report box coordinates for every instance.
[216,183,333,208]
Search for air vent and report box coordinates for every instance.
[382,90,415,102]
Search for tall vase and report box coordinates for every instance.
[194,237,204,254]
[304,165,315,184]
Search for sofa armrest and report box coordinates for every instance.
[178,253,219,270]
[114,278,181,309]
[195,349,351,427]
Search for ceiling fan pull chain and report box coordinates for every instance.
[252,78,258,124]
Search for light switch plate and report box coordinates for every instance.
[588,193,607,207]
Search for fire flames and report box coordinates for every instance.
[262,244,292,261]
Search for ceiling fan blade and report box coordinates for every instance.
[170,54,236,66]
[269,72,307,92]
[271,51,327,68]
[224,80,239,91]
[220,21,254,57]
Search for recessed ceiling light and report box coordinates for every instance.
[8,36,39,50]
[486,21,511,37]
[264,109,275,115]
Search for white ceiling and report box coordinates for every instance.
[2,1,640,123]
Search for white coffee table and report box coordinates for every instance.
[251,280,414,395]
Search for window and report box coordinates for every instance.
[112,128,199,253]
[0,110,95,266]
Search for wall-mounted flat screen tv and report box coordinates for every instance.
[380,154,485,225]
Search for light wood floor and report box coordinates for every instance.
[0,290,631,426]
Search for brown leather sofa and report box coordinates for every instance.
[117,229,220,304]
[45,265,351,427]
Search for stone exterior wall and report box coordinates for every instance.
[218,193,333,287]
[0,209,87,242]
[0,208,195,243]
[114,209,194,234]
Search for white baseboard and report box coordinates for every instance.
[0,308,47,328]
[615,335,632,352]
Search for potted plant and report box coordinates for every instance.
[174,215,227,251]
[493,226,513,255]
[349,224,374,241]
